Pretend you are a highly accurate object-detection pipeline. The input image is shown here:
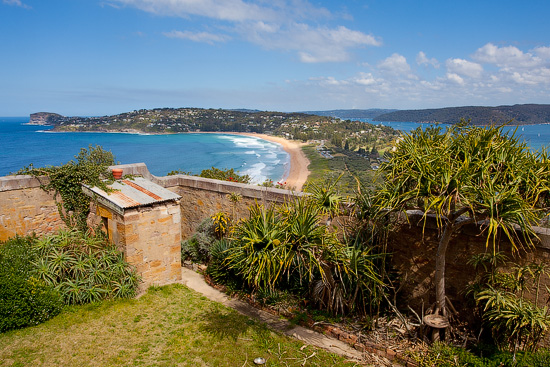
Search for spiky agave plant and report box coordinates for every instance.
[226,204,285,291]
[31,229,140,304]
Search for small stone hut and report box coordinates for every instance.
[83,177,182,288]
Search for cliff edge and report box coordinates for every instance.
[28,112,66,125]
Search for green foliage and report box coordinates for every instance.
[205,239,243,291]
[410,342,550,367]
[16,145,115,230]
[378,122,550,248]
[476,287,550,352]
[302,145,381,196]
[376,122,550,312]
[305,174,343,220]
[220,197,386,316]
[168,166,251,184]
[226,204,286,291]
[181,217,218,263]
[0,236,63,332]
[469,254,550,352]
[32,229,140,304]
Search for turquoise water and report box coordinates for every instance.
[2,116,550,180]
[358,119,550,151]
[0,117,289,182]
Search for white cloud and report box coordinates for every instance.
[2,0,30,9]
[111,0,381,63]
[534,46,550,60]
[446,58,483,78]
[446,73,464,85]
[111,0,274,22]
[473,43,543,69]
[163,30,230,44]
[416,51,439,68]
[299,43,550,109]
[378,54,417,79]
[470,43,550,86]
[353,72,378,86]
[241,22,381,63]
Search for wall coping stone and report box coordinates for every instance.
[111,163,305,203]
[0,175,48,192]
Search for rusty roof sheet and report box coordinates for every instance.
[83,177,181,214]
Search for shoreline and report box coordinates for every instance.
[195,131,310,192]
[39,126,311,191]
[233,132,310,192]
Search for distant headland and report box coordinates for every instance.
[29,104,550,132]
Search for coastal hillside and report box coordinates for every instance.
[301,109,398,119]
[373,104,550,125]
[28,107,401,149]
[29,108,322,133]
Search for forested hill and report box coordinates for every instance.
[302,109,398,119]
[29,108,324,133]
[373,104,550,125]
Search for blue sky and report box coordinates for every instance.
[1,0,549,116]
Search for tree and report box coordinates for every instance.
[376,122,550,315]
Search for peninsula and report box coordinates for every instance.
[28,108,403,192]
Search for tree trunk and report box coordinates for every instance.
[435,224,454,315]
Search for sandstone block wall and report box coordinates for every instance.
[0,175,64,241]
[145,169,304,239]
[388,211,550,320]
[104,163,303,238]
[89,200,182,289]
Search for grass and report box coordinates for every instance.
[302,145,381,196]
[0,284,359,367]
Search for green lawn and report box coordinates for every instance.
[0,284,359,366]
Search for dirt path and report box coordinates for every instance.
[179,267,365,363]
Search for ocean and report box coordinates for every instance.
[0,117,290,183]
[2,117,550,180]
[357,119,550,152]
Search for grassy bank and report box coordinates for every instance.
[0,284,357,367]
[302,144,381,196]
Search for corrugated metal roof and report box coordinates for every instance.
[83,177,181,215]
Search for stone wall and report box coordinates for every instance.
[89,201,182,289]
[157,175,304,238]
[115,163,304,238]
[0,175,64,241]
[4,163,550,308]
[388,211,550,319]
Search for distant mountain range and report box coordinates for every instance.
[304,105,550,125]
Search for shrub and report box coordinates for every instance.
[0,236,63,332]
[181,217,218,263]
[469,254,550,352]
[205,239,243,291]
[410,342,550,367]
[17,145,115,231]
[32,229,140,305]
[168,167,251,184]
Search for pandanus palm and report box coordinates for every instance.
[376,122,550,316]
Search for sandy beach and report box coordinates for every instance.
[245,133,310,192]
[218,132,310,191]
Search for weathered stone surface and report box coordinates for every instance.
[0,182,65,241]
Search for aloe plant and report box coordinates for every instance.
[31,229,140,304]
